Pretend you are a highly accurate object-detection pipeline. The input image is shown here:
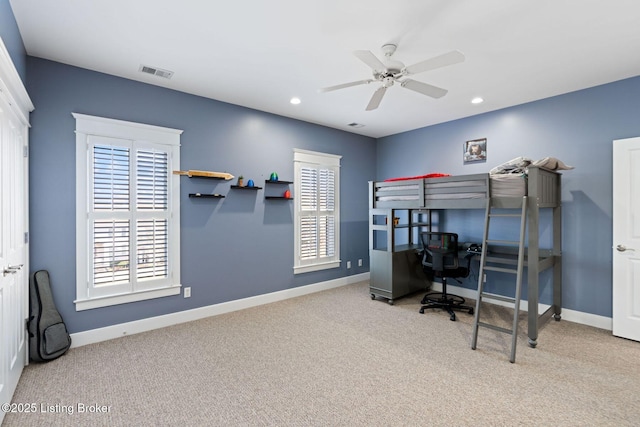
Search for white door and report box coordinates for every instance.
[0,88,28,414]
[612,137,640,341]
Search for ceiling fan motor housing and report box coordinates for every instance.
[384,61,404,75]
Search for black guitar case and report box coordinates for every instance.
[28,270,71,362]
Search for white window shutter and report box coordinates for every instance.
[92,219,130,286]
[294,149,341,274]
[93,145,130,211]
[136,149,168,210]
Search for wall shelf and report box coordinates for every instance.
[265,180,293,184]
[264,179,293,200]
[231,185,262,190]
[189,193,225,198]
[187,175,226,180]
[180,171,231,198]
[173,170,234,180]
[176,173,227,181]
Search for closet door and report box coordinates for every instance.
[0,89,28,413]
[612,137,640,342]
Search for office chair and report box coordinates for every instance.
[419,231,474,321]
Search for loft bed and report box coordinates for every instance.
[368,166,562,348]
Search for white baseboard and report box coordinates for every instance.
[431,282,612,331]
[70,272,370,348]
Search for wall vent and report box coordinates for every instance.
[139,65,174,79]
[347,122,364,128]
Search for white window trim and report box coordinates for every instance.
[293,148,341,274]
[74,113,182,311]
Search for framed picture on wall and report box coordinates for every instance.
[464,138,487,163]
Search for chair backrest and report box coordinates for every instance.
[420,232,460,274]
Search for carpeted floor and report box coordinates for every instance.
[4,281,640,426]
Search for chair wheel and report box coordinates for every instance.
[370,294,376,300]
[419,308,424,314]
[469,308,474,315]
[450,314,456,321]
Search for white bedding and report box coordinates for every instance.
[490,156,574,175]
[531,157,574,170]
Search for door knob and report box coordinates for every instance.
[616,244,635,252]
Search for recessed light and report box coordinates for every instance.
[471,97,484,104]
[290,97,301,105]
[347,122,364,128]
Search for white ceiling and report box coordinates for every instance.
[10,0,640,138]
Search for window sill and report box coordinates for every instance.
[293,260,341,275]
[74,285,181,311]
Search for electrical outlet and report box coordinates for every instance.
[347,261,351,269]
[358,259,363,267]
[184,287,191,298]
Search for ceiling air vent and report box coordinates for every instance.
[139,65,174,79]
[347,122,364,128]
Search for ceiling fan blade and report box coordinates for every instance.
[318,79,374,93]
[366,86,387,111]
[403,50,465,75]
[401,79,448,98]
[354,50,386,72]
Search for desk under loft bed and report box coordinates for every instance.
[368,166,562,347]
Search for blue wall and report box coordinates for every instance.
[0,0,26,82]
[377,76,640,318]
[27,57,375,333]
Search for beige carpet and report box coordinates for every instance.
[4,281,639,426]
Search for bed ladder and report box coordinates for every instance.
[471,196,527,363]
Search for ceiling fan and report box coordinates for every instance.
[319,44,465,111]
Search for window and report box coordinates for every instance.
[74,113,182,310]
[294,149,341,274]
